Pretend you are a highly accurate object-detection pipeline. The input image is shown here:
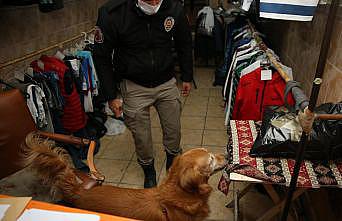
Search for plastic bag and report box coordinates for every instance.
[250,103,342,161]
[104,118,126,136]
[104,103,126,136]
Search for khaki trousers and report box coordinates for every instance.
[120,78,182,165]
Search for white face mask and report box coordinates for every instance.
[137,0,163,15]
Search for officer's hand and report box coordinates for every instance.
[181,82,191,97]
[108,99,123,118]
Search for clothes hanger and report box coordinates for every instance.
[253,31,266,39]
[87,33,95,44]
[24,72,41,86]
[63,48,72,56]
[82,32,89,43]
[237,39,257,50]
[54,50,65,61]
[234,28,249,40]
[236,41,258,57]
[82,32,94,45]
[75,32,88,51]
[261,57,271,69]
[242,29,253,39]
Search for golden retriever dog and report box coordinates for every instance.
[23,134,227,221]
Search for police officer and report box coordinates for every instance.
[93,0,193,188]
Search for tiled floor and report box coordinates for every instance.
[95,67,273,221]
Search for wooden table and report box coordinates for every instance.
[219,120,336,221]
[226,173,307,221]
[0,195,137,221]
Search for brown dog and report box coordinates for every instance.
[23,134,227,221]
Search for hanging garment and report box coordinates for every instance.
[83,90,94,113]
[242,0,254,11]
[75,52,97,113]
[197,6,215,36]
[64,57,83,94]
[65,56,94,113]
[194,13,225,65]
[224,49,262,97]
[214,17,249,86]
[76,51,99,96]
[39,0,64,13]
[26,84,48,129]
[33,71,64,112]
[259,0,320,21]
[232,67,295,120]
[31,56,87,133]
[30,74,58,132]
[224,54,264,125]
[2,78,54,132]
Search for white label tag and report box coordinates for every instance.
[37,60,44,70]
[55,51,65,60]
[70,59,79,71]
[242,0,254,11]
[241,60,261,77]
[27,67,34,77]
[82,82,88,90]
[261,70,272,81]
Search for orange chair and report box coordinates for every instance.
[0,89,104,188]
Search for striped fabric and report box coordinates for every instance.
[259,0,320,21]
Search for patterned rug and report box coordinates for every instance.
[218,120,342,195]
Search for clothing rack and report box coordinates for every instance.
[243,7,342,221]
[0,28,95,70]
[246,20,342,121]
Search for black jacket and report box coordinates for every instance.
[93,0,193,101]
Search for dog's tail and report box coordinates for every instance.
[23,133,80,200]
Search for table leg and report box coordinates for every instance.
[263,184,280,203]
[234,189,239,221]
[226,183,254,208]
[263,184,295,221]
[256,188,306,221]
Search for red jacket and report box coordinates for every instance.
[232,67,295,121]
[31,56,87,132]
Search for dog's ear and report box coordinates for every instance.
[179,166,211,195]
[197,166,212,195]
[179,167,196,192]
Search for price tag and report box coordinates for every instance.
[82,82,88,90]
[27,67,34,77]
[70,59,79,71]
[55,51,65,60]
[261,70,272,81]
[37,60,44,70]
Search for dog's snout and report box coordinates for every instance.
[214,153,228,168]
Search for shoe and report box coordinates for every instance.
[166,151,177,171]
[140,160,157,188]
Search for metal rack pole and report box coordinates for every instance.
[0,28,95,70]
[280,0,339,220]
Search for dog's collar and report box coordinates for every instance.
[161,206,170,221]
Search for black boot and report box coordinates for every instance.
[140,161,157,188]
[166,151,178,171]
